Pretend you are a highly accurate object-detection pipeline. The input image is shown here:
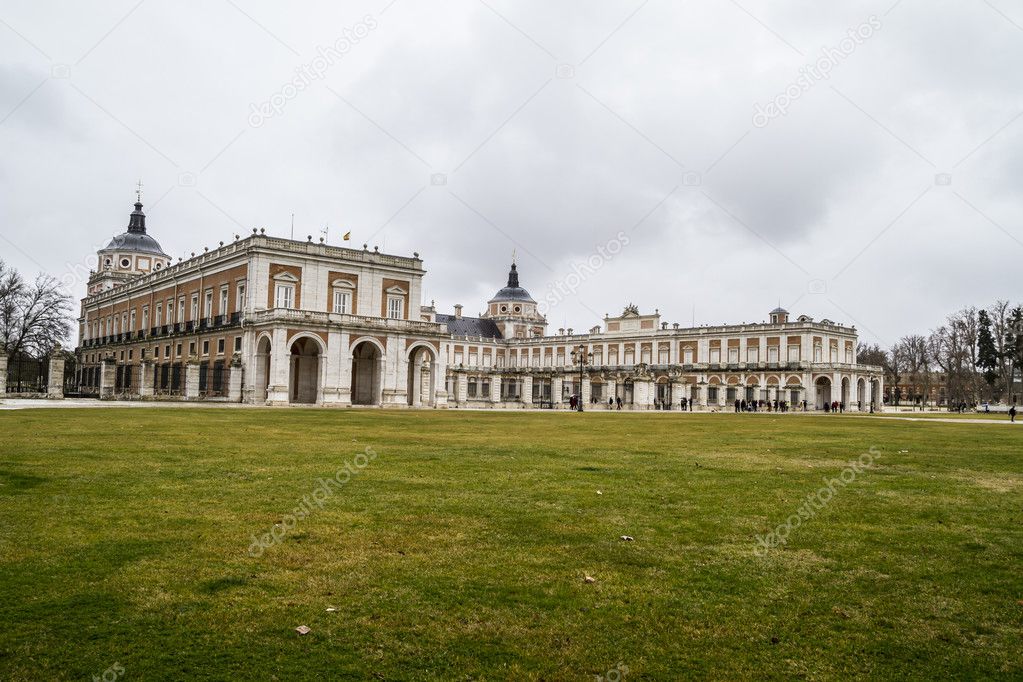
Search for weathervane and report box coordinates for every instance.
[135,179,144,203]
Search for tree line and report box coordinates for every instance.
[857,302,1023,406]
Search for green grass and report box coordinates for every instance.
[0,409,1021,680]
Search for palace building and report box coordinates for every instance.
[74,197,884,410]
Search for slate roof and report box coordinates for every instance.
[436,314,503,338]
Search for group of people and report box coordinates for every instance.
[822,400,845,413]
[733,398,795,413]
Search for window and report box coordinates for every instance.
[333,290,351,314]
[141,306,149,331]
[217,339,225,354]
[236,283,246,312]
[624,349,635,365]
[189,342,196,355]
[167,301,174,323]
[454,351,463,365]
[154,346,160,359]
[728,348,739,363]
[155,303,162,327]
[387,296,402,319]
[788,345,799,362]
[176,343,182,357]
[204,291,213,320]
[202,340,210,355]
[468,378,478,398]
[234,337,241,352]
[165,345,171,357]
[191,295,199,321]
[747,348,759,363]
[709,348,720,364]
[177,297,185,323]
[219,287,229,315]
[275,284,294,309]
[768,346,779,363]
[814,345,822,362]
[120,257,131,268]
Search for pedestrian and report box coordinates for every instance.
[608,397,614,410]
[1010,405,1016,423]
[616,396,622,410]
[802,399,807,412]
[735,398,741,413]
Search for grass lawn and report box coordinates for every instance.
[0,409,1021,680]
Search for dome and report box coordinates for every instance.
[770,306,788,314]
[490,262,535,303]
[100,201,169,258]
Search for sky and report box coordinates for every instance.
[1,0,1021,348]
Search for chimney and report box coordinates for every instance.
[558,328,565,336]
[454,304,463,320]
[567,328,573,335]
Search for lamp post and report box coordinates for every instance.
[570,344,592,412]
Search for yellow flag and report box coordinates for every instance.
[342,231,351,241]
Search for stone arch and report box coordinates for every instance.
[351,338,384,406]
[253,333,273,404]
[407,342,438,407]
[289,334,324,404]
[814,375,832,410]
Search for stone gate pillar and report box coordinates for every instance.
[139,359,154,398]
[580,375,591,407]
[184,356,201,400]
[0,349,8,395]
[47,345,65,399]
[551,375,563,409]
[99,355,117,399]
[455,371,468,406]
[228,353,244,402]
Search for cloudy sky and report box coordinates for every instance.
[1,0,1021,346]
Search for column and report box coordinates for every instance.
[266,327,290,404]
[670,380,682,410]
[431,366,448,408]
[184,357,201,400]
[552,375,563,409]
[321,329,344,406]
[521,375,533,408]
[139,359,154,399]
[46,346,65,400]
[99,356,117,399]
[490,373,502,406]
[876,376,884,412]
[580,375,591,407]
[228,357,243,402]
[0,350,7,394]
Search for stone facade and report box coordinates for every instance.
[73,198,883,410]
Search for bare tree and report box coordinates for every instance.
[0,260,74,359]
[895,335,931,406]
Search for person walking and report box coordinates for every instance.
[1010,405,1016,423]
[615,395,622,411]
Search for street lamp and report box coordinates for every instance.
[570,344,593,412]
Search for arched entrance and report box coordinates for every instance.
[407,344,437,407]
[351,340,383,406]
[289,336,322,404]
[254,335,272,403]
[856,378,866,410]
[841,377,850,407]
[815,376,832,410]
